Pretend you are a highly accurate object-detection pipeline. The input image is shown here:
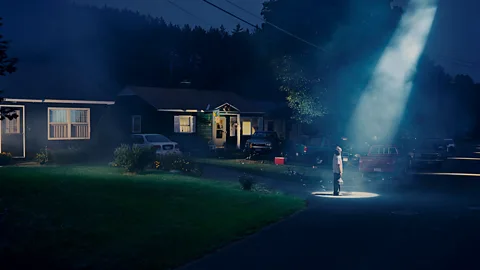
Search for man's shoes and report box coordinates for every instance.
[333,193,339,196]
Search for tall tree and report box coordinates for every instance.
[273,55,326,123]
[0,17,18,121]
[258,0,348,123]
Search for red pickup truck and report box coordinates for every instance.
[359,145,408,178]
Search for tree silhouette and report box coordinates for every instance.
[0,17,18,121]
[1,1,479,138]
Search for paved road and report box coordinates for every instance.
[180,142,480,270]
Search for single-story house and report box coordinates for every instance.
[113,86,287,150]
[0,58,121,158]
[0,97,114,158]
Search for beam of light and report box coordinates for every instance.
[474,152,480,154]
[311,191,380,199]
[447,157,480,161]
[348,0,437,144]
[412,172,480,177]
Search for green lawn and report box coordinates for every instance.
[195,158,362,184]
[195,158,334,183]
[0,166,304,270]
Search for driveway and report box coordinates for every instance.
[180,143,480,270]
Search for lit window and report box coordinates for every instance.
[242,121,251,135]
[4,110,20,134]
[132,115,141,133]
[174,115,196,133]
[48,108,90,140]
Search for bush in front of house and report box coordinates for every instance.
[238,173,255,191]
[112,144,155,173]
[35,147,51,165]
[0,152,13,166]
[155,154,203,176]
[154,153,181,171]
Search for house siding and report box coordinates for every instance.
[112,94,290,152]
[166,112,209,152]
[112,96,210,152]
[196,112,212,142]
[0,101,110,158]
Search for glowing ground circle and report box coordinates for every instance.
[312,191,379,199]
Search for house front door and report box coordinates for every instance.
[213,116,226,148]
[0,105,25,158]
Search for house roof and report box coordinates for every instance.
[119,86,278,113]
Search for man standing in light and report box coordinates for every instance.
[333,146,343,196]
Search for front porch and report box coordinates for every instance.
[209,103,266,150]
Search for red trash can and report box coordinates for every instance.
[274,157,285,165]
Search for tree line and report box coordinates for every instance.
[0,0,479,138]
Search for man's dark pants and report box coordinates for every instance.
[333,173,341,195]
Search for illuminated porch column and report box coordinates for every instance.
[237,114,241,149]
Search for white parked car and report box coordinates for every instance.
[131,134,181,156]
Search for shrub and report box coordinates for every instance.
[238,173,255,191]
[155,154,182,171]
[35,147,51,165]
[252,184,277,194]
[155,154,203,176]
[112,144,155,173]
[0,152,13,166]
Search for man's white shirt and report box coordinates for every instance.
[332,154,343,174]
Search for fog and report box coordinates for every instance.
[0,0,117,100]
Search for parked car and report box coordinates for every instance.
[294,136,335,164]
[410,138,447,169]
[359,145,409,179]
[131,134,181,156]
[244,131,282,156]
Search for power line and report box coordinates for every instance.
[222,0,328,52]
[166,0,212,27]
[201,0,259,29]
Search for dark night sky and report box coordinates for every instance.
[76,0,480,81]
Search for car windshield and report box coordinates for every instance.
[145,135,171,143]
[252,132,276,139]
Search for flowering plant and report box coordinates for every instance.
[0,152,13,165]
